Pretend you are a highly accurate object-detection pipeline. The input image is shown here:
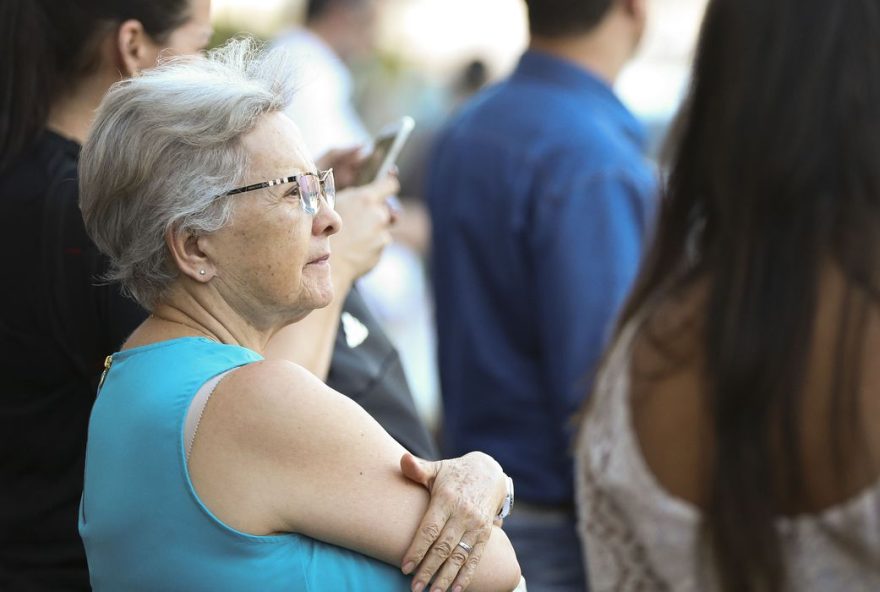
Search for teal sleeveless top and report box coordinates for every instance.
[79,337,410,591]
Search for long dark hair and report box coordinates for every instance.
[0,0,191,171]
[613,0,880,589]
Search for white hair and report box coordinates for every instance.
[79,37,298,309]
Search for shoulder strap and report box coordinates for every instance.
[184,368,235,459]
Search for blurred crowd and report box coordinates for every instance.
[2,0,880,591]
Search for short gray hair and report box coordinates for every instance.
[79,37,298,310]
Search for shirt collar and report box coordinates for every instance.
[511,49,647,149]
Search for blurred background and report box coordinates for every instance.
[210,0,709,430]
[212,0,707,153]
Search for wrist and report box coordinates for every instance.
[463,451,508,513]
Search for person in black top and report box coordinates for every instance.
[0,3,213,588]
[1,1,438,589]
[327,288,437,460]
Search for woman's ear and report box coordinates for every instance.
[165,226,215,283]
[115,19,160,77]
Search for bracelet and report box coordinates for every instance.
[496,476,515,520]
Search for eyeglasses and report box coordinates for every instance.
[223,168,335,215]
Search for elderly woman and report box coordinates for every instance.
[77,39,521,591]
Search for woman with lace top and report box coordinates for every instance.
[576,0,880,590]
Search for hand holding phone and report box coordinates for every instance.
[356,116,415,187]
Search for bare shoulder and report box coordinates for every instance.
[221,357,317,394]
[628,282,712,507]
[185,359,332,535]
[211,358,368,454]
[194,355,415,539]
[189,357,398,535]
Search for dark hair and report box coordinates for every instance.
[305,0,370,24]
[611,0,880,589]
[524,0,614,37]
[0,0,191,170]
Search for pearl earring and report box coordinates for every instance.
[199,269,206,276]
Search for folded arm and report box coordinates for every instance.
[188,360,521,592]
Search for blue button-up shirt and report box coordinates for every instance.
[427,50,657,505]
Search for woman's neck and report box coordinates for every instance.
[125,279,310,356]
[134,303,272,355]
[46,70,119,144]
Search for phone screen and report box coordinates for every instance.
[356,131,397,185]
[355,117,414,186]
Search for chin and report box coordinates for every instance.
[309,284,335,310]
[314,290,334,309]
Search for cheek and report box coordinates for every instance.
[262,217,312,283]
[220,206,314,299]
[165,28,202,58]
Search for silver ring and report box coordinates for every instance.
[456,541,473,554]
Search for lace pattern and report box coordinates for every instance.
[575,319,880,592]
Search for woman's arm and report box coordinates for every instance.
[188,359,521,592]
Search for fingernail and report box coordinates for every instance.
[412,581,425,592]
[453,586,463,592]
[402,561,415,574]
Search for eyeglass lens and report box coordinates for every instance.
[297,171,335,215]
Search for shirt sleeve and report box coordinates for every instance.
[529,167,657,446]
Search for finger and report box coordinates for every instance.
[443,536,487,592]
[380,230,393,252]
[382,203,395,227]
[409,519,465,591]
[367,175,400,201]
[400,492,451,575]
[316,145,362,169]
[386,194,403,222]
[364,203,393,238]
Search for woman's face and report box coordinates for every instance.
[201,112,342,326]
[143,0,214,65]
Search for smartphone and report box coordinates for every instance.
[356,116,415,186]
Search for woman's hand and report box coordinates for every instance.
[316,146,364,190]
[399,452,509,592]
[330,174,400,290]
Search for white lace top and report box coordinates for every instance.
[575,319,880,591]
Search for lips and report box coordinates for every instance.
[307,253,330,265]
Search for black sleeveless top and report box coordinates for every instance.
[0,131,148,590]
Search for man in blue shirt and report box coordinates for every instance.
[427,0,656,589]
